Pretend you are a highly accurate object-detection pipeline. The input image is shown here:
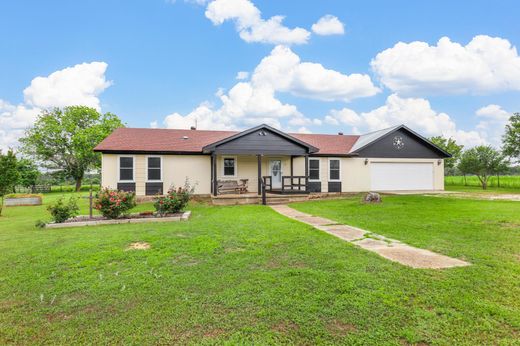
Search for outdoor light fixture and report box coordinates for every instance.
[365,158,369,165]
[437,159,442,165]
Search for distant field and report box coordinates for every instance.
[445,175,520,189]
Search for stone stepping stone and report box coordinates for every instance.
[271,205,470,269]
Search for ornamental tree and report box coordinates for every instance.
[458,146,509,190]
[20,106,124,191]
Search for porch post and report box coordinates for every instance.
[290,156,294,176]
[212,152,217,196]
[257,154,262,195]
[304,154,309,192]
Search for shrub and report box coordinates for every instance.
[154,180,195,216]
[94,188,136,219]
[47,196,79,223]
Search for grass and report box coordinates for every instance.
[445,185,520,194]
[445,175,520,189]
[1,193,519,344]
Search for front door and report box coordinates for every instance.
[270,160,282,189]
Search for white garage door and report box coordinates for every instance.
[370,162,434,191]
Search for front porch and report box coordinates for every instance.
[203,125,319,204]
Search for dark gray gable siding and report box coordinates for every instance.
[355,128,447,158]
[212,128,308,155]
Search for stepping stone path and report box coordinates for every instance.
[271,205,470,269]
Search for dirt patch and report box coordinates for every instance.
[272,320,300,333]
[126,242,151,250]
[327,319,356,336]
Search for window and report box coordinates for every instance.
[223,157,236,176]
[119,156,134,181]
[309,158,320,181]
[329,159,340,181]
[147,156,161,181]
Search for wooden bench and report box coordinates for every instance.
[217,179,248,194]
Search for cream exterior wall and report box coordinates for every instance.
[342,157,444,192]
[101,153,445,195]
[101,154,212,195]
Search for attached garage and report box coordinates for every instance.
[370,162,434,191]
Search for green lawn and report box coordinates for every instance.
[445,184,520,194]
[1,193,519,345]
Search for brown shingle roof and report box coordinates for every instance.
[94,127,360,155]
[289,133,359,155]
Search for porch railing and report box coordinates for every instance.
[262,176,272,192]
[281,176,307,193]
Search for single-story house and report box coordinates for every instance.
[94,124,451,197]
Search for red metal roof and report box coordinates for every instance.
[94,127,360,155]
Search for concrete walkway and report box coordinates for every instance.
[271,205,470,269]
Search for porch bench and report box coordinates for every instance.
[217,179,248,194]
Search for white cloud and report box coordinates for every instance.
[235,71,249,80]
[0,62,111,151]
[253,45,380,102]
[311,15,344,36]
[475,104,510,147]
[325,94,486,148]
[24,62,111,110]
[371,35,520,95]
[161,45,379,131]
[205,0,310,45]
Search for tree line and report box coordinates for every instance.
[430,113,520,189]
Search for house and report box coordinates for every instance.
[94,124,451,198]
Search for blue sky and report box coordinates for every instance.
[1,0,520,150]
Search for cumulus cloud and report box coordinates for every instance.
[371,35,520,95]
[205,0,310,44]
[311,15,345,36]
[325,94,486,147]
[253,45,379,102]
[161,45,379,131]
[23,62,111,110]
[475,104,510,147]
[0,62,111,151]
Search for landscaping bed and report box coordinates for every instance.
[45,211,191,228]
[5,194,42,206]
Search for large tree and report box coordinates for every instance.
[0,150,20,216]
[502,112,520,161]
[20,106,124,191]
[458,146,509,190]
[429,136,464,173]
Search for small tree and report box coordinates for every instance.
[17,158,40,191]
[0,150,20,216]
[429,136,463,174]
[502,112,520,161]
[20,106,124,192]
[458,146,508,190]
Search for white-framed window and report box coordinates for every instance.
[146,156,162,182]
[222,156,237,177]
[329,158,341,181]
[118,156,134,182]
[308,158,320,181]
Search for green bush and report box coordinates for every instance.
[154,181,195,216]
[47,196,79,223]
[94,188,136,219]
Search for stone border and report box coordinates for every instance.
[5,196,42,206]
[45,211,191,229]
